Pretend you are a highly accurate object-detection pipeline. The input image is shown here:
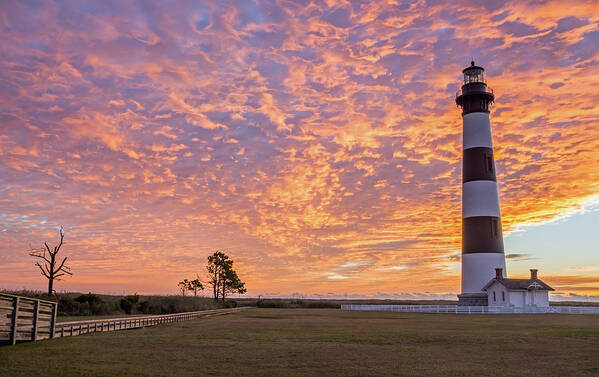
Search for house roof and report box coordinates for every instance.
[482,278,554,291]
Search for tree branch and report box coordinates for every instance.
[29,249,52,265]
[54,226,64,255]
[61,266,72,276]
[35,262,50,278]
[54,256,71,275]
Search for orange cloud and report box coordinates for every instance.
[0,0,598,297]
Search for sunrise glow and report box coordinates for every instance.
[1,0,598,299]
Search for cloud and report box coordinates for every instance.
[544,275,599,285]
[0,0,598,296]
[505,253,533,260]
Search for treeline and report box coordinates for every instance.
[252,299,340,309]
[1,290,233,316]
[236,298,461,308]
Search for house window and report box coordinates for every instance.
[493,291,496,302]
[502,291,505,301]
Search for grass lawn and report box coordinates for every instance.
[1,308,598,376]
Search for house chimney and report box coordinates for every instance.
[495,268,503,279]
[530,269,538,280]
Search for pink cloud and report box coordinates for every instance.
[0,0,598,295]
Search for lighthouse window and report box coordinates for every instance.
[464,68,484,84]
[492,219,499,237]
[502,291,505,301]
[493,291,496,302]
[486,154,493,173]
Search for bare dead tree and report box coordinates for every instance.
[29,226,72,295]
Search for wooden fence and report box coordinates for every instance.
[341,304,599,314]
[0,293,58,345]
[1,294,248,346]
[53,307,247,338]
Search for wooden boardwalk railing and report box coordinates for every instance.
[53,307,248,338]
[0,293,58,345]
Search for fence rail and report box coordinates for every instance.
[0,293,58,345]
[2,293,249,346]
[341,304,599,314]
[54,307,248,338]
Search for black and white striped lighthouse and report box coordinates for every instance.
[456,61,506,306]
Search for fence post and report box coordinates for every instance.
[50,301,57,339]
[32,300,40,341]
[10,296,20,345]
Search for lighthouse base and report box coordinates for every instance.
[457,293,488,306]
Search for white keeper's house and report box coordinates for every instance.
[482,268,554,308]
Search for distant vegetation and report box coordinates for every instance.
[236,298,599,308]
[1,289,227,317]
[236,298,461,308]
[253,299,340,309]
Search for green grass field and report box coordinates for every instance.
[1,308,598,376]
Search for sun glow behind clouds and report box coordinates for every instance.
[0,0,598,297]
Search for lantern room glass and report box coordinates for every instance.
[464,68,484,84]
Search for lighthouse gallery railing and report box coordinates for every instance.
[455,85,494,100]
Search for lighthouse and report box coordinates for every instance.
[456,61,506,306]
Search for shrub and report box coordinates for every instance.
[257,299,289,308]
[75,293,107,315]
[119,298,133,314]
[218,300,237,308]
[124,294,139,304]
[79,301,91,315]
[146,296,218,314]
[57,295,78,316]
[251,299,339,309]
[303,301,339,309]
[0,289,56,302]
[137,300,150,314]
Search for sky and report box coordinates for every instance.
[1,0,598,299]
